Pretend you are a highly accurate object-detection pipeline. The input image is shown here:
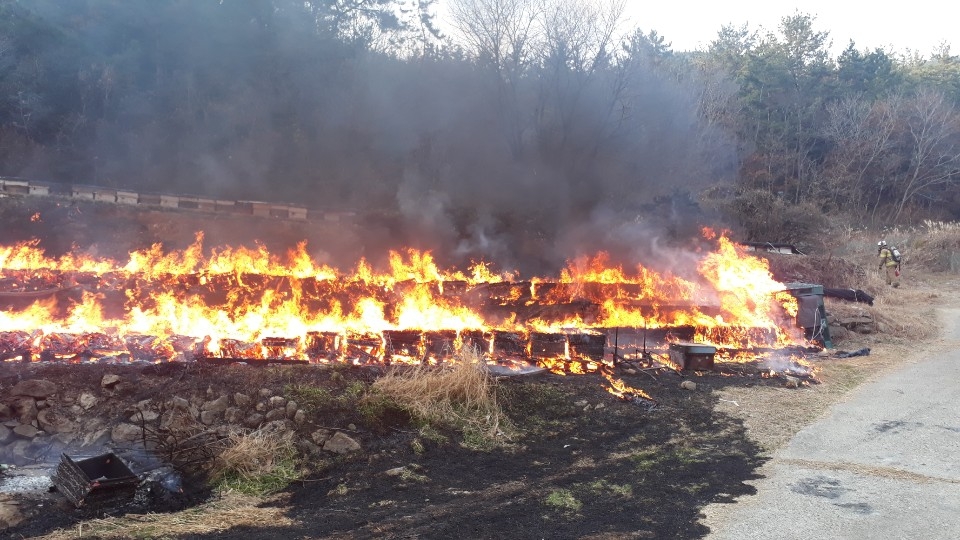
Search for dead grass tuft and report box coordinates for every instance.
[210,428,301,495]
[36,492,294,539]
[371,347,507,446]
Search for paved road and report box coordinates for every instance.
[705,308,960,540]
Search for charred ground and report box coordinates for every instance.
[2,360,775,540]
[0,196,874,539]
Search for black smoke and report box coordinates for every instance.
[0,1,738,275]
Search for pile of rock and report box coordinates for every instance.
[1,375,362,467]
[1,379,69,465]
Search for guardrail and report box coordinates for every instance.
[0,177,354,224]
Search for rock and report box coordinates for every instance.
[828,325,851,341]
[255,402,267,412]
[293,409,306,425]
[169,396,190,410]
[13,424,40,438]
[83,428,111,447]
[135,399,153,411]
[200,410,219,425]
[348,423,357,431]
[11,380,58,399]
[129,410,159,422]
[784,375,801,389]
[311,429,332,445]
[297,439,323,457]
[14,398,38,425]
[0,425,11,444]
[323,431,361,454]
[9,440,32,465]
[202,395,230,413]
[680,380,697,391]
[261,420,294,435]
[233,393,252,408]
[37,409,78,434]
[838,315,875,334]
[285,401,298,418]
[111,423,142,443]
[78,392,99,410]
[265,408,286,422]
[224,407,244,424]
[35,400,48,410]
[384,466,407,477]
[243,413,265,428]
[268,396,287,409]
[54,432,77,446]
[258,388,273,398]
[0,403,12,420]
[101,374,122,388]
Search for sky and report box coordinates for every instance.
[435,1,957,58]
[620,1,955,56]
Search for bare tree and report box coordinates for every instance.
[892,89,960,220]
[534,0,626,154]
[447,0,543,74]
[821,94,898,216]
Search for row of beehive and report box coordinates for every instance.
[0,177,353,222]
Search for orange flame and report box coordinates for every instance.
[0,229,808,365]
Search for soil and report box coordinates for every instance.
[1,361,775,540]
[0,195,908,539]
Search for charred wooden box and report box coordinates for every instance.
[668,342,716,371]
[306,331,341,360]
[568,332,606,361]
[53,453,139,508]
[262,337,299,359]
[423,330,457,360]
[490,331,526,358]
[529,332,566,359]
[384,330,424,359]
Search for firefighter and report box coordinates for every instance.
[877,240,900,287]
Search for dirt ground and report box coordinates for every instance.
[0,195,948,539]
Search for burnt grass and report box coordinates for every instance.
[1,361,773,540]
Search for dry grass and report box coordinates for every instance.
[36,492,295,539]
[371,347,507,444]
[210,428,301,495]
[874,221,960,272]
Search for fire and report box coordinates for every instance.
[601,370,654,402]
[0,230,811,369]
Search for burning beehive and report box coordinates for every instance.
[668,342,717,371]
[0,229,814,374]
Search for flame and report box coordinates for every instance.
[601,370,653,401]
[0,229,812,367]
